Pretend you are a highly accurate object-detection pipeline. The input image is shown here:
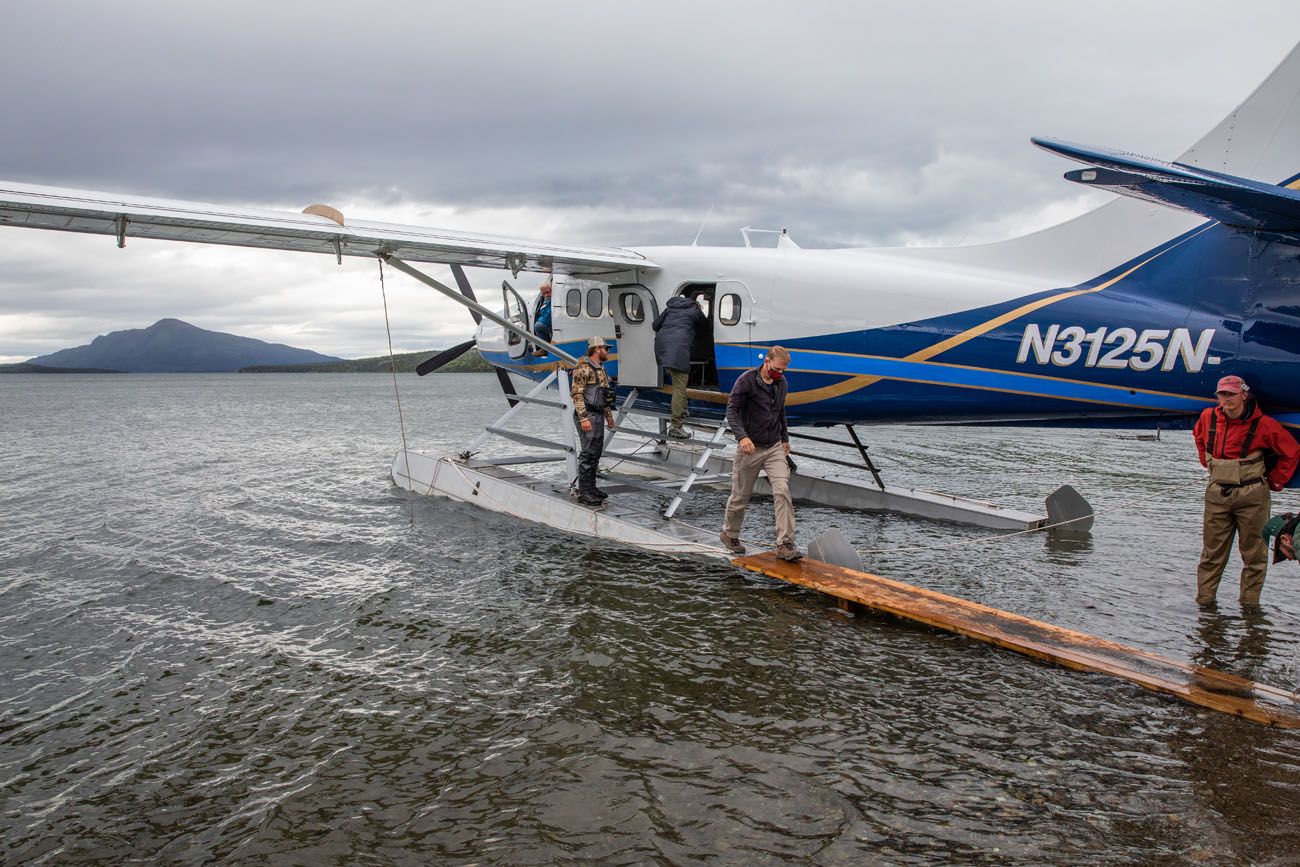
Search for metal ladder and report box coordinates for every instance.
[664,422,731,519]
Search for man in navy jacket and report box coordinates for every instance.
[719,346,802,562]
[652,295,708,439]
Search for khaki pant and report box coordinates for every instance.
[1197,480,1270,605]
[723,441,795,547]
[669,369,689,427]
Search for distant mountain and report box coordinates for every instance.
[241,348,493,373]
[27,319,343,373]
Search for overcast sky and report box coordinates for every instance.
[3,1,1300,362]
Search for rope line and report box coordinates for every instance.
[378,258,415,526]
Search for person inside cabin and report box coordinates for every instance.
[532,278,553,356]
[1262,513,1300,564]
[1193,374,1300,606]
[719,345,802,562]
[652,294,708,439]
[571,336,616,508]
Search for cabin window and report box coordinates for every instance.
[586,287,605,318]
[718,293,742,326]
[565,288,582,317]
[619,293,645,323]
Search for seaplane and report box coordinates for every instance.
[3,43,1300,563]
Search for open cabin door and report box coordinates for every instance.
[676,280,755,390]
[501,280,530,360]
[608,284,660,387]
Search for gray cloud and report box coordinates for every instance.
[2,1,1299,359]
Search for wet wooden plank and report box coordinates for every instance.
[734,552,1300,728]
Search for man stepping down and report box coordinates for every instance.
[1193,374,1300,606]
[720,346,803,562]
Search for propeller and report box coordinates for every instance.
[415,339,476,376]
[449,264,520,406]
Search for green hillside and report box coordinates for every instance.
[240,348,494,373]
[0,362,122,374]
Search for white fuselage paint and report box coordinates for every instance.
[480,197,1203,355]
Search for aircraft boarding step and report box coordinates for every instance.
[599,471,732,495]
[663,421,732,519]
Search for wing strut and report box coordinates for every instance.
[378,254,579,365]
[451,264,521,406]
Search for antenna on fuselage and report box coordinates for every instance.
[740,226,799,248]
[690,203,714,246]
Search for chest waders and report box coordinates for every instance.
[1197,412,1271,605]
[573,361,614,504]
[582,379,612,415]
[1204,413,1265,491]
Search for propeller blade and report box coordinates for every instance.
[450,264,482,324]
[415,339,475,376]
[497,368,520,407]
[451,263,518,405]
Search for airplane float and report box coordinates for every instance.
[3,42,1300,560]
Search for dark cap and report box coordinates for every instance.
[1262,512,1299,562]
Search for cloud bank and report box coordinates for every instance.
[2,1,1298,360]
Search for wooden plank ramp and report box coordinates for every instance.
[734,552,1300,728]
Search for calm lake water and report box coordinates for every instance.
[2,372,1298,865]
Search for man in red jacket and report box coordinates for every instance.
[1193,374,1300,605]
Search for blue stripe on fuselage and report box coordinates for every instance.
[715,346,1210,413]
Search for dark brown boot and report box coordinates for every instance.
[719,533,746,555]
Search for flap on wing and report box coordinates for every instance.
[0,180,655,276]
[1032,137,1300,238]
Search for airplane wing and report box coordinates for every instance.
[0,179,655,276]
[1032,138,1300,239]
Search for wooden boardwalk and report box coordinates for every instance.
[734,552,1300,728]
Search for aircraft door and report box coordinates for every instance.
[714,279,756,381]
[608,284,660,387]
[502,280,530,360]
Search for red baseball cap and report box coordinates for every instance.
[1216,375,1248,394]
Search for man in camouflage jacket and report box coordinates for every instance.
[571,336,616,507]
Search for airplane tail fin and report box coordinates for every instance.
[905,43,1300,285]
[1178,42,1300,183]
[1037,41,1300,260]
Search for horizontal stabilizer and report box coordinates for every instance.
[1032,138,1300,238]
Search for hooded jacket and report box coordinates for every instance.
[652,295,708,373]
